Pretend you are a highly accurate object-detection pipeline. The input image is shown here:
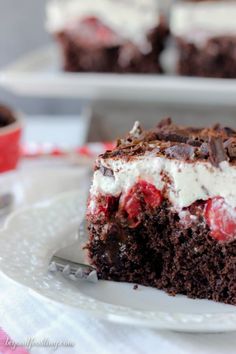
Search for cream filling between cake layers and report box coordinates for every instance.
[171,1,236,46]
[89,157,236,211]
[46,0,160,52]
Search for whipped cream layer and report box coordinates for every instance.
[171,1,236,45]
[46,0,160,49]
[90,156,236,210]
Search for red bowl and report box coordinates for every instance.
[0,116,22,173]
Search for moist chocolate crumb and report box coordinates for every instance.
[87,200,236,305]
[208,136,228,167]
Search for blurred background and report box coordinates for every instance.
[0,0,86,116]
[1,0,236,146]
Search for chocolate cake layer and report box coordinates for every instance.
[47,0,169,73]
[55,23,169,73]
[171,1,236,78]
[87,200,236,305]
[177,37,236,78]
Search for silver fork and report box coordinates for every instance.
[0,192,97,282]
[49,255,98,283]
[49,221,98,283]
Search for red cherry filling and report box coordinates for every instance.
[179,200,206,227]
[87,195,118,220]
[121,180,163,226]
[205,197,236,242]
[78,16,120,46]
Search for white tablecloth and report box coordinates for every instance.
[0,274,236,354]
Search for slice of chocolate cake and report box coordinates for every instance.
[86,118,236,305]
[171,1,236,78]
[46,0,169,73]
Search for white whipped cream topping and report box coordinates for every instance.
[90,157,236,210]
[171,1,236,45]
[46,0,160,49]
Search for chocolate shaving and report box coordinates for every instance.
[208,136,228,167]
[186,138,202,147]
[211,123,221,132]
[165,144,195,161]
[198,143,209,158]
[157,117,172,128]
[156,132,189,144]
[224,138,236,159]
[101,118,236,166]
[100,165,114,177]
[223,127,236,137]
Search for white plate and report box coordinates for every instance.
[0,189,236,332]
[2,45,236,105]
[0,166,89,212]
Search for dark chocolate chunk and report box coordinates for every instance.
[165,144,195,160]
[208,136,228,167]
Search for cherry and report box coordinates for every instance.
[79,16,119,45]
[121,180,163,225]
[205,197,236,242]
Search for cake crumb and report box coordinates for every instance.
[133,284,138,290]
